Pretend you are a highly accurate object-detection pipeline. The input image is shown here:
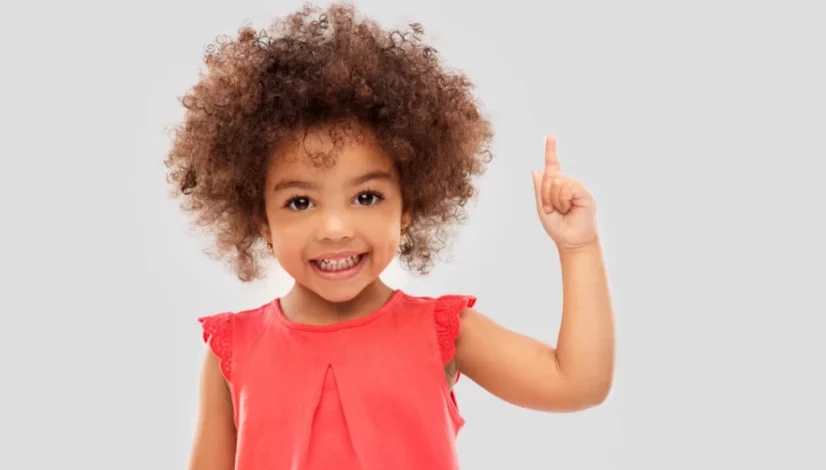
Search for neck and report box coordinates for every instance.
[281,279,396,325]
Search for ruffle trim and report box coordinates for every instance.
[433,295,477,365]
[198,312,233,381]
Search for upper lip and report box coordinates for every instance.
[311,251,365,261]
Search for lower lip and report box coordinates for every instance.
[310,254,368,281]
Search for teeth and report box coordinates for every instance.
[316,255,361,272]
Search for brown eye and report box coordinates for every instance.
[286,197,313,211]
[354,191,383,206]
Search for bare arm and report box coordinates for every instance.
[187,349,236,470]
[456,135,614,413]
[456,241,614,412]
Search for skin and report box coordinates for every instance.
[456,136,614,412]
[262,125,410,324]
[188,126,615,469]
[188,351,236,470]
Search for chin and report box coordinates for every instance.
[314,286,364,303]
[300,276,378,303]
[300,277,369,305]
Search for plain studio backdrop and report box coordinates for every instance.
[0,0,824,468]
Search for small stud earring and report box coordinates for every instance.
[266,242,273,249]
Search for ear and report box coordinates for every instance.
[400,210,412,233]
[260,223,272,244]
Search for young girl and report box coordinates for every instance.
[167,4,614,470]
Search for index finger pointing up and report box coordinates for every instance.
[545,134,561,174]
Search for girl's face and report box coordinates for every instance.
[263,125,409,304]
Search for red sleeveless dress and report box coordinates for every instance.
[198,290,476,470]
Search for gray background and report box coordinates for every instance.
[1,0,824,468]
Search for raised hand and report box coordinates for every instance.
[531,134,598,250]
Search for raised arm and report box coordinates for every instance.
[455,135,614,412]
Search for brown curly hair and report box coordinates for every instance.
[165,3,494,282]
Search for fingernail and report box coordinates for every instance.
[544,205,553,213]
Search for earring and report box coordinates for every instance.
[266,241,273,249]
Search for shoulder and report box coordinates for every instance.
[397,291,476,312]
[399,292,476,364]
[198,302,271,344]
[199,300,273,333]
[197,300,275,381]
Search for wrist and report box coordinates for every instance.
[555,236,600,255]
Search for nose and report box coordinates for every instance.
[316,208,354,242]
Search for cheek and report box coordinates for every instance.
[267,218,308,260]
[369,207,404,255]
[381,225,402,254]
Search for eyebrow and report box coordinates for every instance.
[272,170,394,193]
[351,170,393,186]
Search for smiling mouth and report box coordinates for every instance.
[311,253,367,272]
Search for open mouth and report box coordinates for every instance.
[310,253,368,278]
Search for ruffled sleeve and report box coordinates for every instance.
[198,312,234,381]
[433,295,477,365]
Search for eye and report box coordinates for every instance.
[286,197,314,211]
[354,191,383,206]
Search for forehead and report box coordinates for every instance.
[269,124,395,179]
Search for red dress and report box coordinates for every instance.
[198,290,476,470]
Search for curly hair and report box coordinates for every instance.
[165,3,494,282]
